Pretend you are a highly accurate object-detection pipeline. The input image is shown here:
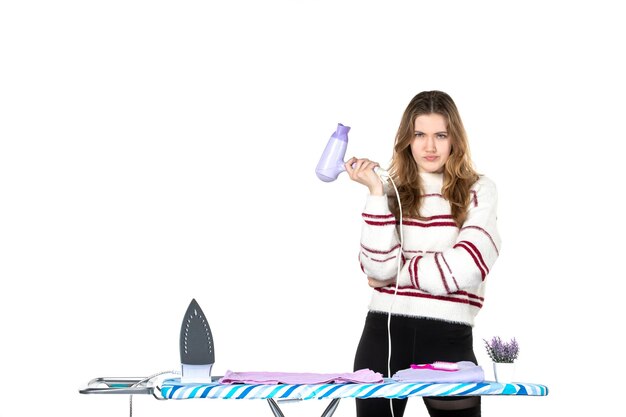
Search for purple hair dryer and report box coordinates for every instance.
[315,123,388,182]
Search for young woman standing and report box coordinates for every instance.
[346,91,501,417]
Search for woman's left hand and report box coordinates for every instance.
[367,276,396,288]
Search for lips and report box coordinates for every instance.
[424,156,439,161]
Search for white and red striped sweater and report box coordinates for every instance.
[359,172,501,326]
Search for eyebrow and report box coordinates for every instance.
[414,130,448,134]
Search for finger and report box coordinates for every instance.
[359,162,380,179]
[344,157,356,173]
[355,159,373,173]
[361,159,374,171]
[362,161,377,172]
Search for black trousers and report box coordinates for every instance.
[353,311,480,417]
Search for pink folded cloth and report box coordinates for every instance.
[218,368,384,385]
[410,361,459,371]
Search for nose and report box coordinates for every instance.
[425,136,436,152]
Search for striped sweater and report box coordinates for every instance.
[359,172,501,326]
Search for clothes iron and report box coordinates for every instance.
[179,298,215,383]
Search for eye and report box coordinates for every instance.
[436,133,448,140]
[414,132,424,138]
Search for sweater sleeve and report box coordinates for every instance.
[358,194,404,280]
[397,177,501,295]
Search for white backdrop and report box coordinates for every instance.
[1,1,624,416]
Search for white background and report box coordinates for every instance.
[1,1,624,416]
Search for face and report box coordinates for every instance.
[410,113,452,173]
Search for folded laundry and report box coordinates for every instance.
[393,361,485,383]
[218,368,384,385]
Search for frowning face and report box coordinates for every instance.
[410,113,451,173]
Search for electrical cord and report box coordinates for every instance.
[373,169,403,417]
[384,173,403,417]
[128,370,180,417]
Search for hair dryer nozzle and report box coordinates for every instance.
[334,123,350,140]
[315,123,350,182]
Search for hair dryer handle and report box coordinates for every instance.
[373,166,389,179]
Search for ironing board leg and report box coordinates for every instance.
[320,398,341,417]
[266,398,341,417]
[267,399,286,417]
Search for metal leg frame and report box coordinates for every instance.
[81,377,343,417]
[267,398,341,417]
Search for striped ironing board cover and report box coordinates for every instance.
[160,379,548,400]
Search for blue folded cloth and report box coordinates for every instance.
[392,361,484,383]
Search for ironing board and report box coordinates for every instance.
[81,376,548,417]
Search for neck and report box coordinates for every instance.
[418,171,444,192]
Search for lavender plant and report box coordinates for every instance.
[484,336,519,363]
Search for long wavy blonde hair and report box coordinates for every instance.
[388,91,479,226]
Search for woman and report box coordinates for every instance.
[345,91,500,417]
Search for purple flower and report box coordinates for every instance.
[484,336,519,363]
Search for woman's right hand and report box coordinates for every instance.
[344,157,384,196]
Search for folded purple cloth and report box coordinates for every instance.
[218,368,384,385]
[392,361,485,383]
